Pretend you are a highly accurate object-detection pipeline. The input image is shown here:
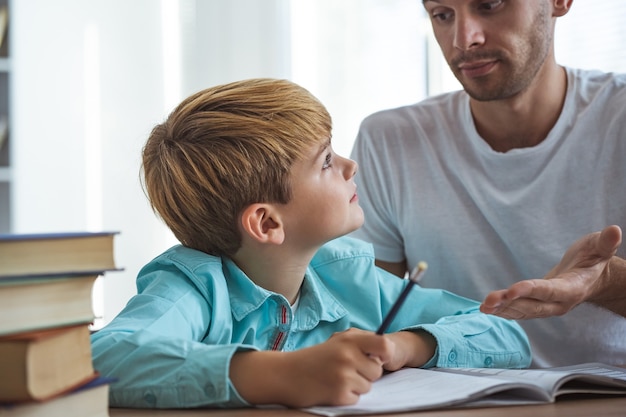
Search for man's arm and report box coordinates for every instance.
[481,225,626,319]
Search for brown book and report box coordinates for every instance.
[0,325,97,402]
[0,231,120,278]
[0,274,100,336]
[0,376,111,417]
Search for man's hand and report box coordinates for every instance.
[480,225,622,319]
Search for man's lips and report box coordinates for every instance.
[350,192,359,203]
[457,60,497,78]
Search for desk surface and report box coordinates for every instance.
[110,396,626,417]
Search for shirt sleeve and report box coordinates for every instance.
[396,289,532,369]
[90,269,254,409]
[313,239,532,370]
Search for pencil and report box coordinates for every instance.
[376,261,428,335]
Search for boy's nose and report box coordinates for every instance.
[346,158,358,180]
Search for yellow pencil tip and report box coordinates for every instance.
[418,261,428,271]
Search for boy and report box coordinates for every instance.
[91,78,531,409]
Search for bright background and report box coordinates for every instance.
[3,0,625,326]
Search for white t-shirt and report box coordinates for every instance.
[351,67,626,367]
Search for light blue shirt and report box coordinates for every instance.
[91,236,530,408]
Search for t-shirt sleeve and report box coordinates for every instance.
[349,114,406,263]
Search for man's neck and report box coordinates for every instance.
[469,63,568,153]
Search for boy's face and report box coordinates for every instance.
[279,138,364,248]
[423,0,554,101]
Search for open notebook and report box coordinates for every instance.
[303,362,626,416]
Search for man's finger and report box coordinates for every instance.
[491,298,572,319]
[598,225,622,257]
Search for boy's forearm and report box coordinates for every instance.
[229,350,293,406]
[385,331,437,370]
[589,256,626,317]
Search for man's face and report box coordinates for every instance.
[423,0,555,101]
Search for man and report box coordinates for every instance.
[350,0,626,367]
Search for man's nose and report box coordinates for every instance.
[453,13,485,50]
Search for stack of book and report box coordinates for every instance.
[0,231,121,417]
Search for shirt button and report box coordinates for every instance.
[204,383,215,396]
[143,393,157,406]
[484,356,493,366]
[447,350,457,362]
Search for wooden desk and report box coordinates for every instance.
[110,396,626,417]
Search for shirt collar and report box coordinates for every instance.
[223,258,347,326]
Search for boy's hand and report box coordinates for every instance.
[230,328,391,407]
[230,328,438,408]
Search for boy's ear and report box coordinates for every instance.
[240,203,285,245]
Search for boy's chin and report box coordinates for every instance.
[346,218,365,235]
[326,223,364,244]
[353,213,365,230]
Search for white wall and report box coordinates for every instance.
[290,0,427,157]
[10,0,291,325]
[10,0,626,327]
[9,0,426,326]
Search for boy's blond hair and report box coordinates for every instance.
[141,78,332,256]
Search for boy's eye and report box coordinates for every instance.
[322,153,333,169]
